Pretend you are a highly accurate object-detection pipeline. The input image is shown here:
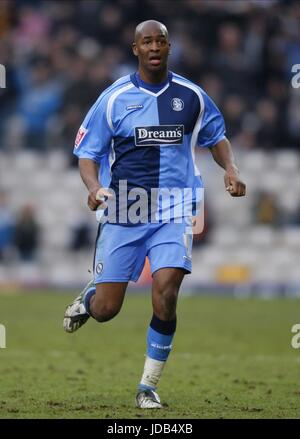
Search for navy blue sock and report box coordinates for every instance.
[147,314,177,361]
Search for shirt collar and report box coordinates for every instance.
[134,71,172,92]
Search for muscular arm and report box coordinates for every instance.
[79,158,101,193]
[78,158,110,211]
[209,137,246,197]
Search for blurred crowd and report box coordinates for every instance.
[0,0,300,158]
[1,0,300,271]
[0,188,93,263]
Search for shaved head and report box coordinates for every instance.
[132,19,170,84]
[134,20,168,42]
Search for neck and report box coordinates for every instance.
[138,67,168,85]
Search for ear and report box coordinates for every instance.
[132,42,138,57]
[168,42,171,55]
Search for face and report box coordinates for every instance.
[132,23,170,74]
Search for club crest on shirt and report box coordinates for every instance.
[171,98,184,111]
[96,262,103,275]
[75,126,87,148]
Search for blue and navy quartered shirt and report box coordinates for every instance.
[74,71,226,224]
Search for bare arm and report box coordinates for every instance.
[209,137,246,197]
[79,158,100,193]
[78,158,111,211]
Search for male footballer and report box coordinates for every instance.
[63,20,246,409]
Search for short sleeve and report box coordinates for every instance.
[73,93,112,163]
[197,92,226,148]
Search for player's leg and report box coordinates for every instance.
[136,221,192,408]
[137,268,185,408]
[151,267,184,320]
[136,268,185,408]
[63,222,146,333]
[88,282,128,322]
[63,281,127,332]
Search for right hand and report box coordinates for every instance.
[87,187,113,211]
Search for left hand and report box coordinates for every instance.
[224,170,246,197]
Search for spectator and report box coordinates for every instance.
[70,219,93,251]
[223,94,246,139]
[14,204,40,261]
[252,191,280,227]
[0,191,15,261]
[17,57,63,150]
[256,98,283,150]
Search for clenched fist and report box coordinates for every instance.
[88,187,113,211]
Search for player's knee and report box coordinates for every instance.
[157,281,179,301]
[154,286,178,319]
[163,287,178,304]
[91,303,121,322]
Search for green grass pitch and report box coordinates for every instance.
[0,291,300,419]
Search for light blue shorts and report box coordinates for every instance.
[93,221,193,283]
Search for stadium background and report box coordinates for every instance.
[1,0,300,296]
[1,0,300,420]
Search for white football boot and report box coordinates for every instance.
[136,389,162,409]
[63,279,94,333]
